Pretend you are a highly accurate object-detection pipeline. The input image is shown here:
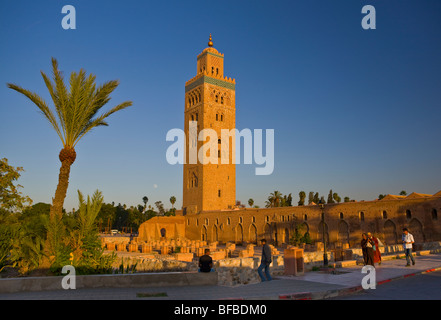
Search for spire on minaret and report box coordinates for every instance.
[208,33,213,47]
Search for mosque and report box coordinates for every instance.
[138,35,441,249]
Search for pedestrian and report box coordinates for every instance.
[258,239,272,282]
[361,233,375,266]
[198,248,214,272]
[368,232,382,265]
[402,228,415,267]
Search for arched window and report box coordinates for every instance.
[216,114,218,121]
[215,95,218,103]
[432,209,438,221]
[204,218,209,225]
[359,211,365,221]
[239,217,243,223]
[252,216,256,223]
[216,68,219,75]
[221,96,224,104]
[406,210,412,220]
[304,214,307,221]
[192,172,198,188]
[227,217,231,225]
[339,212,344,220]
[382,210,388,219]
[220,114,224,121]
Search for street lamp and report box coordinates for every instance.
[318,199,328,267]
[271,214,278,247]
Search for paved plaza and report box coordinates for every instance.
[1,253,441,300]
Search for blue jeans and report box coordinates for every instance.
[258,263,272,281]
[405,248,415,265]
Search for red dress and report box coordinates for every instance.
[372,237,382,264]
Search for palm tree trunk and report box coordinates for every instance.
[43,148,75,268]
[49,147,76,219]
[49,159,73,220]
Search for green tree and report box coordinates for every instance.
[313,192,319,204]
[165,208,176,217]
[298,191,306,206]
[344,197,350,203]
[270,191,283,207]
[142,196,148,212]
[155,201,165,216]
[0,158,33,212]
[333,193,341,203]
[248,198,254,207]
[327,189,335,204]
[285,193,293,206]
[97,203,117,233]
[378,194,385,200]
[69,190,115,274]
[308,192,314,205]
[170,196,176,209]
[7,58,132,262]
[399,190,407,196]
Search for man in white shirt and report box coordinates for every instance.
[402,228,415,266]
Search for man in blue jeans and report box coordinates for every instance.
[258,239,272,282]
[402,228,415,267]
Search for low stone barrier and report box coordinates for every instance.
[0,271,218,294]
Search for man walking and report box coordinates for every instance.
[258,239,272,282]
[402,228,415,267]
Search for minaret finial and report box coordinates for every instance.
[208,33,213,47]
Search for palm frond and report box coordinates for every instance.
[6,83,65,146]
[73,100,132,146]
[9,58,132,149]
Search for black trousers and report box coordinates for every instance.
[365,248,375,266]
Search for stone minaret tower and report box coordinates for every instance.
[183,34,236,214]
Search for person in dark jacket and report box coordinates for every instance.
[198,248,213,272]
[361,233,375,266]
[258,239,272,281]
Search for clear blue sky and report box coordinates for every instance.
[1,0,441,211]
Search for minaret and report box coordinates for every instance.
[183,34,236,214]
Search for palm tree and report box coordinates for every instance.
[7,58,132,257]
[170,196,176,209]
[270,191,282,207]
[142,196,148,212]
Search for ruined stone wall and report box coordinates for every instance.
[184,196,441,247]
